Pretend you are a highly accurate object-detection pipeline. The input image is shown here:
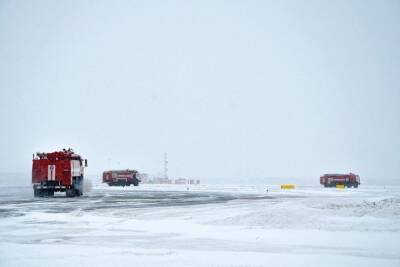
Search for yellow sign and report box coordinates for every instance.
[336,184,345,189]
[281,184,295,190]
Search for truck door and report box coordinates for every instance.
[71,160,82,177]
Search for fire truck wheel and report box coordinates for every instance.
[39,189,45,197]
[44,190,54,197]
[42,190,49,197]
[33,188,40,197]
[66,188,76,197]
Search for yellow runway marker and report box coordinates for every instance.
[281,184,295,190]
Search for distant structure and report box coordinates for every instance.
[151,177,172,184]
[174,178,187,185]
[141,176,200,185]
[174,178,200,185]
[138,153,200,185]
[164,152,168,179]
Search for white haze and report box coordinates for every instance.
[0,0,399,184]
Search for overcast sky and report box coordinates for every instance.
[0,0,399,182]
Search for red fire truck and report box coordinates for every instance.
[320,173,360,188]
[32,148,88,197]
[102,169,140,186]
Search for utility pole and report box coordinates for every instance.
[163,152,168,179]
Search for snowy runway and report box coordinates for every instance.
[0,185,399,267]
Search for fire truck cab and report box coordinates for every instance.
[32,148,87,197]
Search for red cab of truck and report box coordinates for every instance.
[320,173,360,188]
[32,148,87,197]
[102,169,140,187]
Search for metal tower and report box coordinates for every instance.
[163,152,168,179]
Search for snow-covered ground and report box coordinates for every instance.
[0,184,399,267]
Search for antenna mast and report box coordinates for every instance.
[163,152,168,179]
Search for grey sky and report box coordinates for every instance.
[0,0,399,182]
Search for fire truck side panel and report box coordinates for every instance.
[32,159,50,183]
[57,159,72,186]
